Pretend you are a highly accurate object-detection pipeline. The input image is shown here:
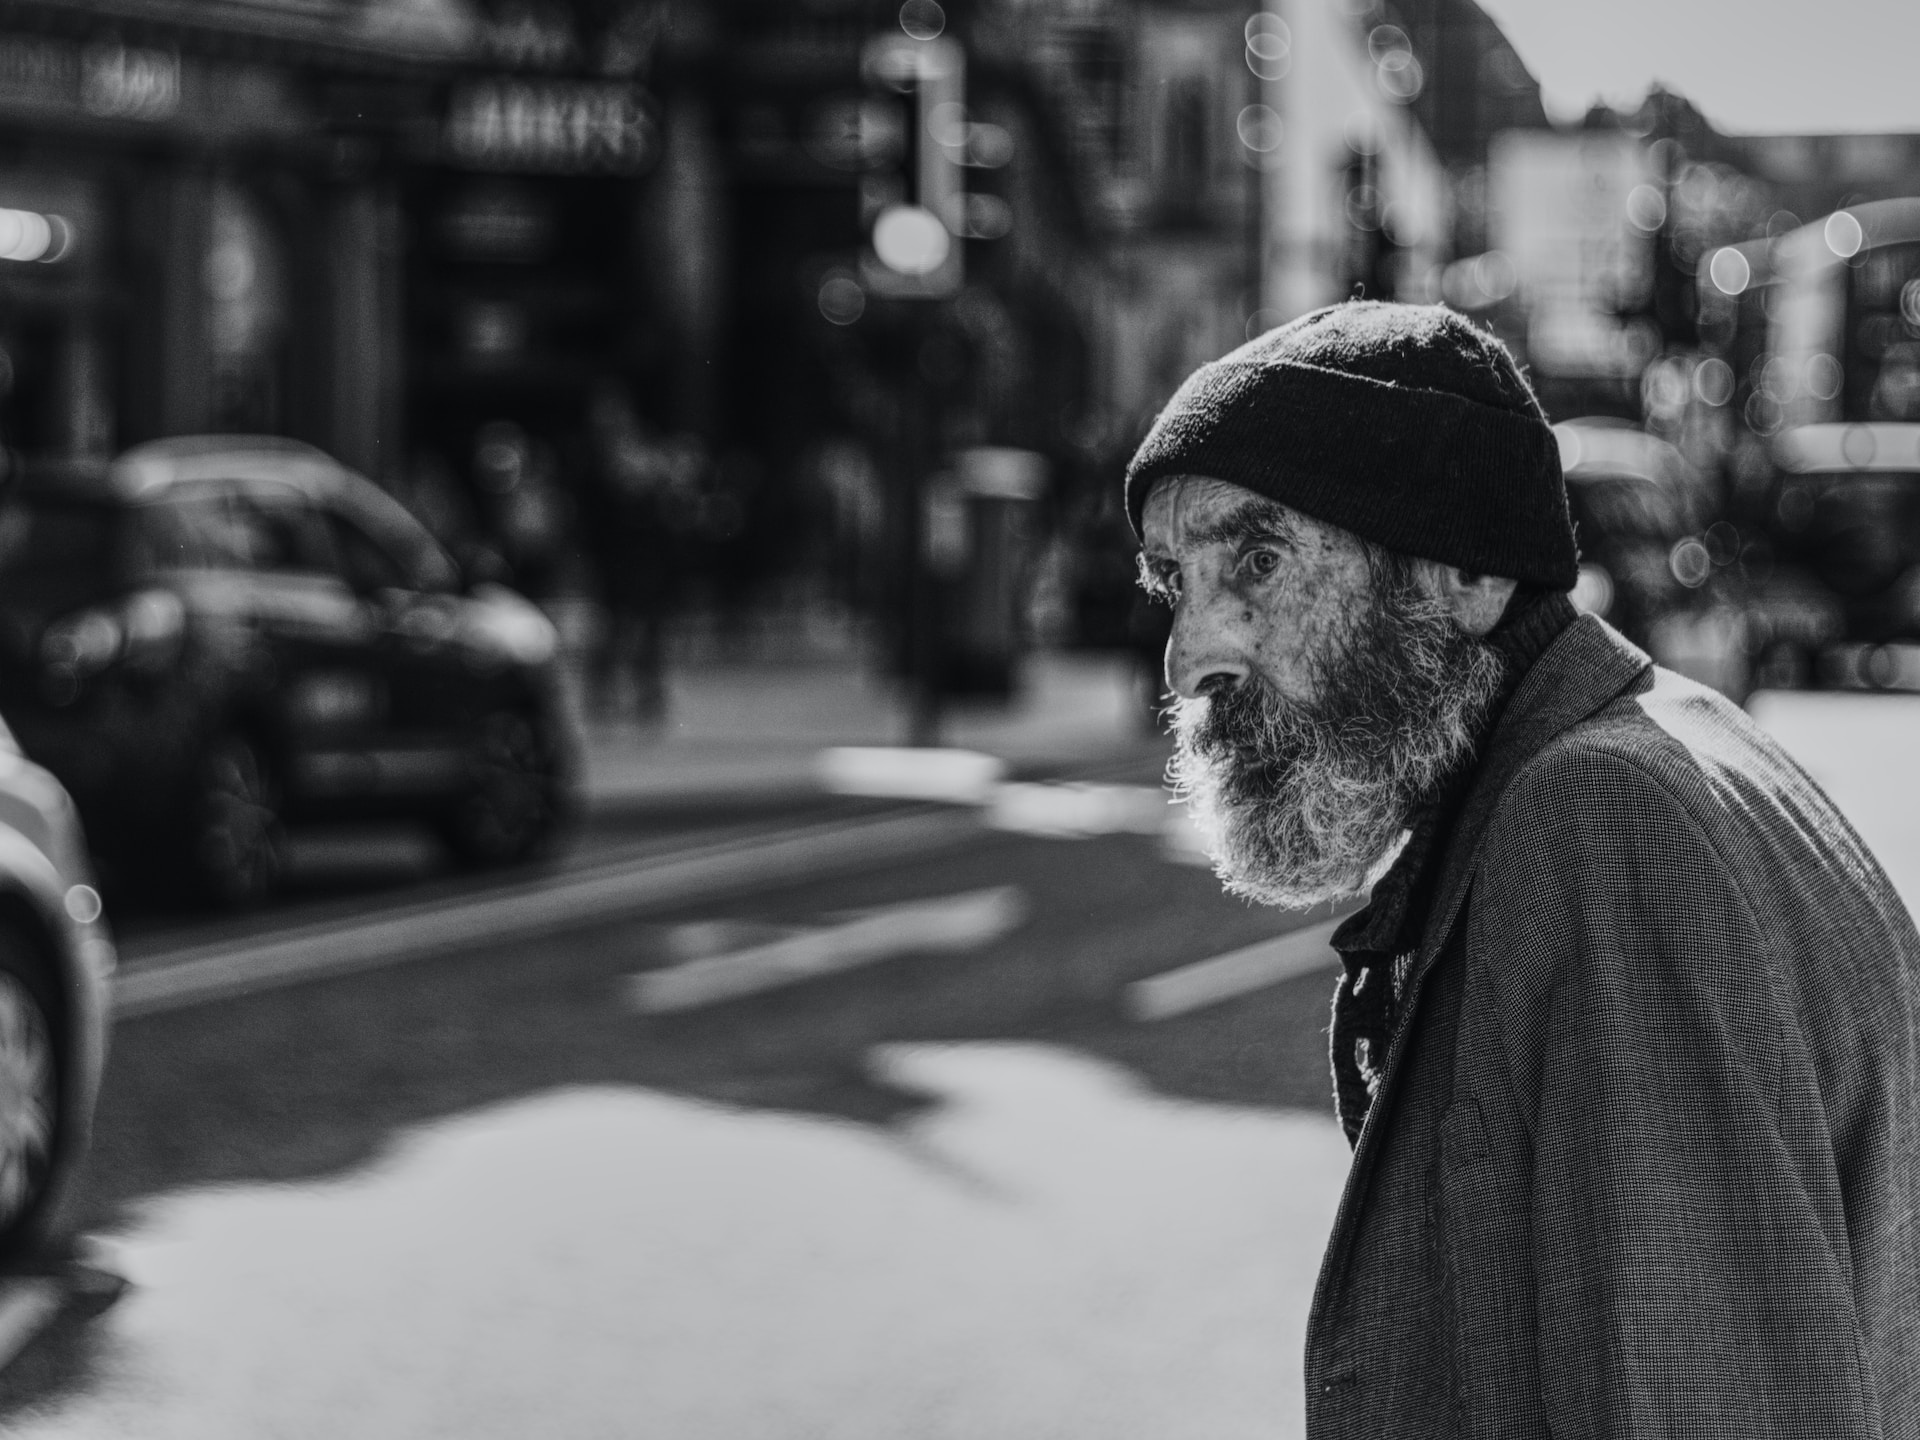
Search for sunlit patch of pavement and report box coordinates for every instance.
[12,1045,1347,1440]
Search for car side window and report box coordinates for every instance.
[231,488,341,577]
[133,489,272,571]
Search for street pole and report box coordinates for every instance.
[904,359,942,748]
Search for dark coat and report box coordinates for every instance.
[1305,614,1920,1438]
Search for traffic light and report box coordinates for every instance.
[859,32,964,299]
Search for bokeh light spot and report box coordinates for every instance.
[1236,104,1283,154]
[898,0,944,41]
[1693,357,1735,407]
[1374,50,1423,102]
[1669,537,1712,588]
[927,100,968,148]
[817,272,865,326]
[1571,563,1615,618]
[1706,246,1751,296]
[1625,184,1666,234]
[63,885,102,925]
[1825,210,1864,259]
[1808,353,1845,402]
[1366,24,1410,61]
[0,208,63,263]
[962,193,1012,239]
[1472,250,1517,302]
[1245,14,1291,79]
[872,204,950,276]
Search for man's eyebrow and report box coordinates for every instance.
[1183,497,1299,550]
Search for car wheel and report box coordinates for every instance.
[437,707,565,868]
[0,928,62,1261]
[190,730,286,908]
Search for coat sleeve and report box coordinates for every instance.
[1471,743,1880,1439]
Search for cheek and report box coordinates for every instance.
[1238,553,1366,695]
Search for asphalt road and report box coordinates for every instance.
[0,774,1357,1438]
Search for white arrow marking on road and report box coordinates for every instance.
[627,885,1027,1015]
[1124,916,1345,1022]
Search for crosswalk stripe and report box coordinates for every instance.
[113,809,981,1020]
[628,885,1026,1014]
[1124,916,1345,1022]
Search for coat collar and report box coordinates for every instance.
[1306,614,1654,1335]
[1408,613,1653,999]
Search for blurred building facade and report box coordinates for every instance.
[0,0,477,471]
[10,0,1915,677]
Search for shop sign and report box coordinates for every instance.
[81,43,180,121]
[445,79,657,175]
[0,36,179,123]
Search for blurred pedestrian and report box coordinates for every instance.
[577,382,683,721]
[1127,301,1920,1436]
[472,420,580,601]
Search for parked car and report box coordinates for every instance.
[0,711,111,1265]
[1554,417,1751,697]
[0,436,575,906]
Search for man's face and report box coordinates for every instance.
[1138,475,1505,908]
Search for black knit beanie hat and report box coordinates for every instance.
[1124,301,1578,591]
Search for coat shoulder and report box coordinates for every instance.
[1489,664,1894,924]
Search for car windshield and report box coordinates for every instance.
[0,486,306,603]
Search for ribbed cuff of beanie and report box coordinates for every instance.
[1125,358,1578,592]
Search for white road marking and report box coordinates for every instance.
[818,747,1007,804]
[627,885,1027,1014]
[1159,806,1215,867]
[0,1276,62,1373]
[985,783,1168,838]
[1124,916,1345,1022]
[112,809,981,1021]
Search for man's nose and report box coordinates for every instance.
[1164,601,1252,700]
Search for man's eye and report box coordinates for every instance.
[1242,547,1281,580]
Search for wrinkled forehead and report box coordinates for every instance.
[1141,474,1307,554]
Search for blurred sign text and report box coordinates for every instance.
[0,36,179,123]
[445,80,657,174]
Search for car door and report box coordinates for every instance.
[317,481,475,800]
[221,479,389,809]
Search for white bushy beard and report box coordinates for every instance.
[1167,555,1507,910]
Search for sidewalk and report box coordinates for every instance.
[573,648,1172,811]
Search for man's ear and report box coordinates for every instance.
[1426,565,1518,637]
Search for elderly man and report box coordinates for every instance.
[1127,301,1920,1437]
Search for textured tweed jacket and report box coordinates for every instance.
[1305,613,1920,1438]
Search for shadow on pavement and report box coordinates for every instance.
[0,828,1341,1415]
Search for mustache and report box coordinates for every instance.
[1170,668,1388,784]
[1172,681,1291,772]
